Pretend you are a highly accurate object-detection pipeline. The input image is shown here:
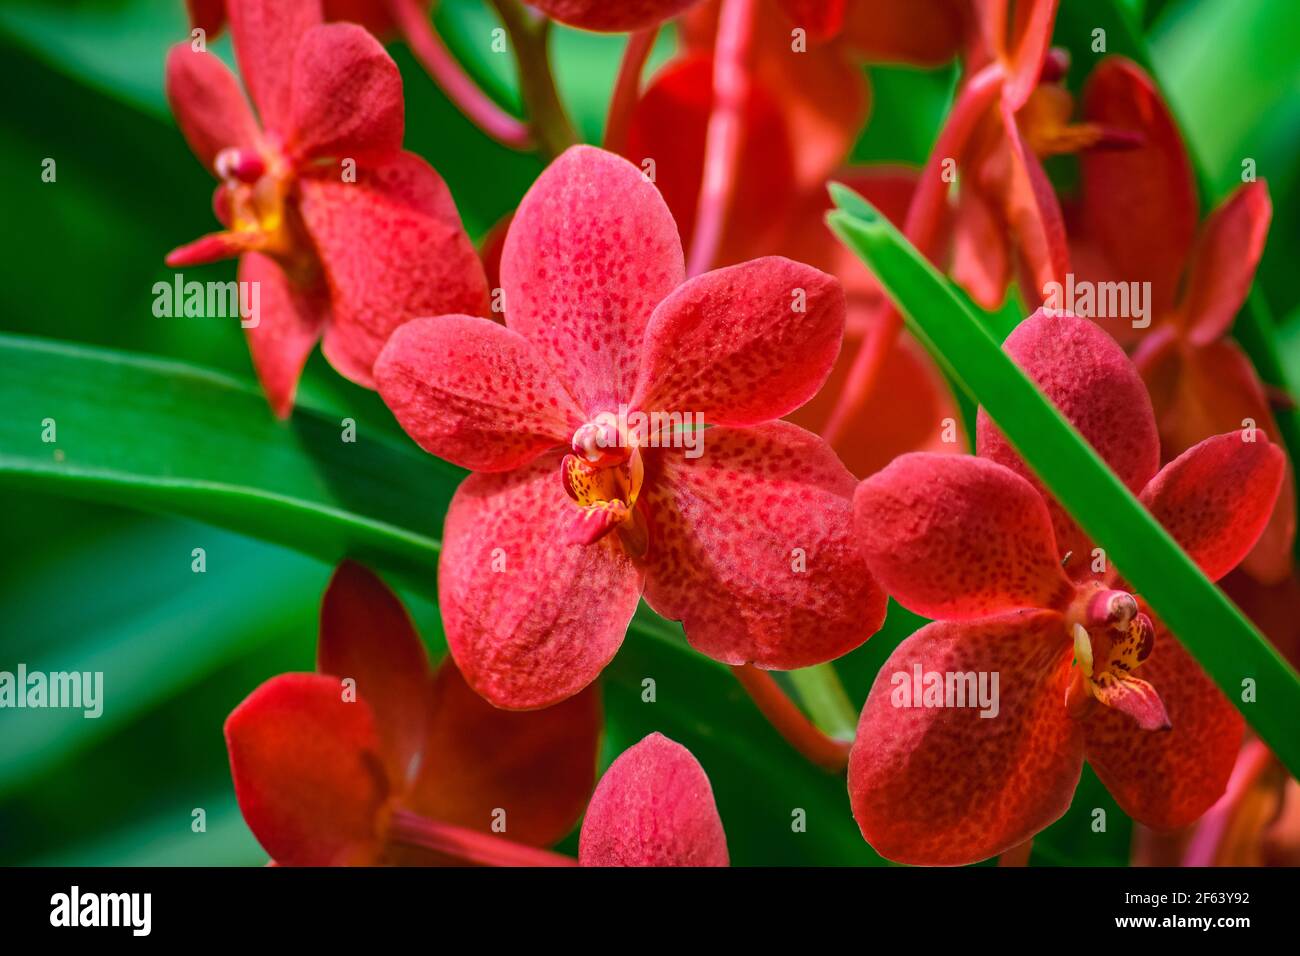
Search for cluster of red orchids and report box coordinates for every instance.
[168,0,1297,865]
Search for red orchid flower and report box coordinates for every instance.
[526,0,703,32]
[166,0,488,417]
[374,145,885,710]
[848,309,1284,865]
[1067,57,1294,584]
[225,560,600,866]
[579,733,729,866]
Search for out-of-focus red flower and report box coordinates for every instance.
[1067,58,1294,584]
[374,145,885,710]
[527,0,702,31]
[165,0,487,416]
[848,310,1284,865]
[579,733,729,866]
[225,560,601,865]
[664,0,965,223]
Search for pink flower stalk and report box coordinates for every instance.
[375,145,885,710]
[849,310,1285,865]
[226,561,601,866]
[165,0,488,417]
[579,733,729,866]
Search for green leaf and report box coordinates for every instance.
[827,191,1300,780]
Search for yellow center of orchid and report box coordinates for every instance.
[562,418,648,557]
[1065,589,1170,731]
[213,144,296,260]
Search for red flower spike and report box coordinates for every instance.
[226,561,602,866]
[849,309,1284,864]
[165,0,487,416]
[377,145,884,710]
[526,0,702,31]
[578,733,729,867]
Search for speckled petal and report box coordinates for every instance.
[1082,626,1244,829]
[165,43,260,173]
[630,257,846,427]
[855,452,1074,620]
[298,151,489,387]
[286,23,404,164]
[642,422,886,669]
[500,146,684,414]
[1139,432,1285,583]
[239,251,327,419]
[849,611,1081,865]
[438,451,644,710]
[228,0,322,130]
[376,315,583,472]
[579,733,728,867]
[978,309,1161,575]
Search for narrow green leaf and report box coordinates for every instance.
[827,194,1300,779]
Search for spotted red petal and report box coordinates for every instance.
[228,0,322,131]
[642,422,885,669]
[225,672,390,866]
[979,309,1161,572]
[164,43,260,173]
[1180,181,1272,346]
[525,0,700,31]
[286,23,404,164]
[1139,432,1285,583]
[848,611,1081,865]
[1082,627,1244,829]
[855,453,1073,620]
[579,733,728,867]
[406,660,601,846]
[298,152,489,388]
[631,257,845,426]
[376,315,583,472]
[501,146,684,414]
[239,251,327,419]
[439,451,644,709]
[1074,57,1197,323]
[318,561,431,786]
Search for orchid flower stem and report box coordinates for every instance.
[998,839,1034,867]
[603,26,659,153]
[821,63,1005,447]
[731,665,854,772]
[388,809,578,867]
[391,0,533,150]
[489,0,580,160]
[685,0,757,277]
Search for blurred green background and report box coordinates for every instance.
[1,0,1297,866]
